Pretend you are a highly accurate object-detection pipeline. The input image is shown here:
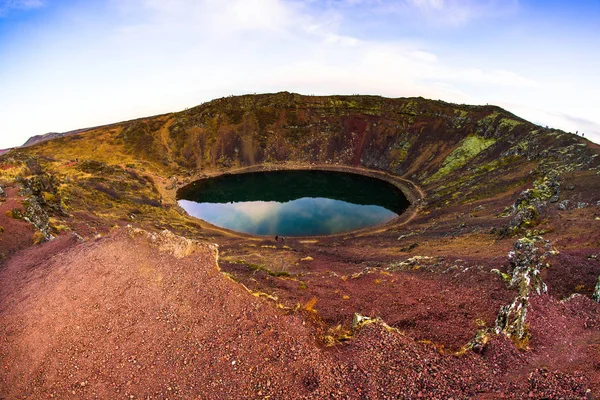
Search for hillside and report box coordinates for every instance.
[1,92,599,398]
[20,128,92,148]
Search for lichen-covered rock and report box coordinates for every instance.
[509,204,539,231]
[387,255,436,272]
[494,237,557,346]
[557,200,570,210]
[17,173,66,214]
[495,297,530,347]
[592,276,600,303]
[352,313,373,329]
[467,328,491,354]
[534,173,560,202]
[22,196,52,241]
[503,173,560,234]
[14,173,67,242]
[506,237,554,294]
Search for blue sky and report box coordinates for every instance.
[1,0,599,148]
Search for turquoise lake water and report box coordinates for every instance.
[177,170,409,236]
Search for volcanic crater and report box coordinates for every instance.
[1,92,599,399]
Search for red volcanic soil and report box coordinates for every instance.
[219,250,515,350]
[0,224,598,399]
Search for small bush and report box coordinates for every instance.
[42,191,55,202]
[32,231,46,244]
[78,160,115,174]
[51,225,69,233]
[25,159,43,175]
[304,297,318,312]
[7,208,23,219]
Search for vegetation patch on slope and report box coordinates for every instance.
[425,134,497,184]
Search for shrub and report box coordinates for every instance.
[78,160,115,174]
[25,159,43,175]
[32,230,46,244]
[42,192,55,202]
[7,208,23,219]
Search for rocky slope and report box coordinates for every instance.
[1,92,599,398]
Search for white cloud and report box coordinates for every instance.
[316,0,520,26]
[408,0,520,25]
[498,103,600,145]
[0,0,44,16]
[113,0,303,36]
[231,201,282,223]
[458,68,536,87]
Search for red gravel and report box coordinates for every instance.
[1,227,597,399]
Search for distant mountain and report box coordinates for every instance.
[21,128,91,148]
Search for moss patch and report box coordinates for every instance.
[425,135,496,184]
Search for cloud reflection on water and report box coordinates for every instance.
[179,197,397,236]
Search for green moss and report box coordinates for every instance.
[531,175,558,202]
[322,96,383,115]
[389,135,412,169]
[491,269,512,283]
[478,112,500,127]
[454,109,469,119]
[7,208,23,219]
[498,118,522,132]
[425,135,496,183]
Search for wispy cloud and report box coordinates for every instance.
[546,112,600,143]
[457,68,536,87]
[404,0,520,25]
[113,0,304,35]
[0,0,44,16]
[498,102,600,145]
[314,0,520,26]
[106,0,533,99]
